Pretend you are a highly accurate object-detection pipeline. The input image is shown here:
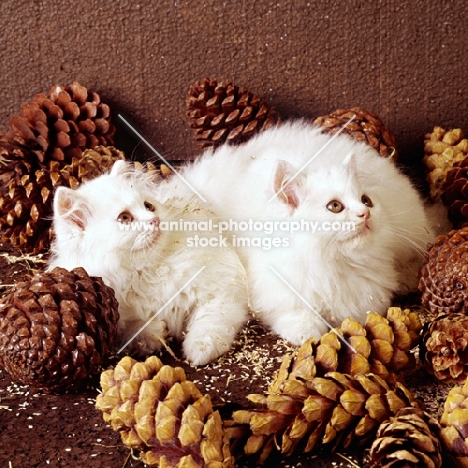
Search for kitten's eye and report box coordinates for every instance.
[144,201,155,212]
[117,211,134,224]
[361,195,373,207]
[326,200,344,213]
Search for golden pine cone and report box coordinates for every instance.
[424,126,468,201]
[0,145,125,253]
[313,107,398,161]
[230,372,419,463]
[368,407,442,468]
[441,155,468,228]
[0,266,119,393]
[419,314,468,382]
[186,77,282,148]
[440,377,468,467]
[96,355,234,467]
[270,308,421,393]
[418,228,468,316]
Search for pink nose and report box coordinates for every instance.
[358,208,370,219]
[151,217,160,227]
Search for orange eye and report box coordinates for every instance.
[326,200,344,213]
[117,211,133,224]
[361,195,373,207]
[144,201,155,212]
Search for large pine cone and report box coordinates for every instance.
[423,126,468,201]
[420,313,468,382]
[441,155,468,228]
[313,107,398,161]
[0,266,119,392]
[418,227,468,316]
[0,82,117,253]
[270,307,421,392]
[368,407,442,468]
[230,372,418,463]
[440,377,468,467]
[0,144,124,253]
[186,78,282,149]
[96,355,234,467]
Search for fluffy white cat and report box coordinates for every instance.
[49,161,248,366]
[160,120,446,344]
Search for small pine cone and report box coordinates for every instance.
[313,107,398,161]
[231,372,419,463]
[96,355,234,467]
[419,313,468,382]
[0,266,119,392]
[440,377,468,467]
[418,227,468,316]
[368,407,442,468]
[0,145,125,253]
[270,308,421,393]
[186,77,282,148]
[441,155,468,228]
[424,126,468,201]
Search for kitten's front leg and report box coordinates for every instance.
[119,318,168,356]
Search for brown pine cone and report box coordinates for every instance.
[441,155,468,228]
[423,126,468,201]
[0,145,125,253]
[96,355,234,467]
[313,107,398,161]
[440,377,468,467]
[0,266,119,392]
[419,313,468,382]
[368,407,442,468]
[418,227,468,316]
[186,77,282,148]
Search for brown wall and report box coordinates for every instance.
[1,0,467,164]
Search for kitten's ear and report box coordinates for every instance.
[273,160,303,209]
[54,187,91,231]
[110,160,131,176]
[343,152,357,171]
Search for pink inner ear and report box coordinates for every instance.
[273,160,301,208]
[56,189,89,230]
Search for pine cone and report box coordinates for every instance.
[313,107,398,161]
[368,407,442,468]
[420,313,468,382]
[270,308,421,392]
[441,155,468,228]
[423,126,468,201]
[418,227,468,316]
[96,355,234,467]
[440,377,468,467]
[186,77,282,148]
[230,372,419,463]
[0,145,125,253]
[0,266,119,393]
[0,82,117,253]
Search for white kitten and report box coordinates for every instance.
[161,120,445,345]
[49,161,248,366]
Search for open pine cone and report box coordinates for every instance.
[368,407,442,468]
[440,377,468,467]
[420,313,468,382]
[186,77,282,148]
[423,126,468,201]
[96,355,234,467]
[0,266,119,393]
[0,82,117,253]
[441,155,468,228]
[313,107,398,161]
[418,227,468,316]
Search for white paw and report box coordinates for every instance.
[271,317,328,345]
[182,334,231,366]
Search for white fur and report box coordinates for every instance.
[49,161,248,366]
[160,120,446,344]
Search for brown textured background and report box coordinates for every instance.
[1,0,467,164]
